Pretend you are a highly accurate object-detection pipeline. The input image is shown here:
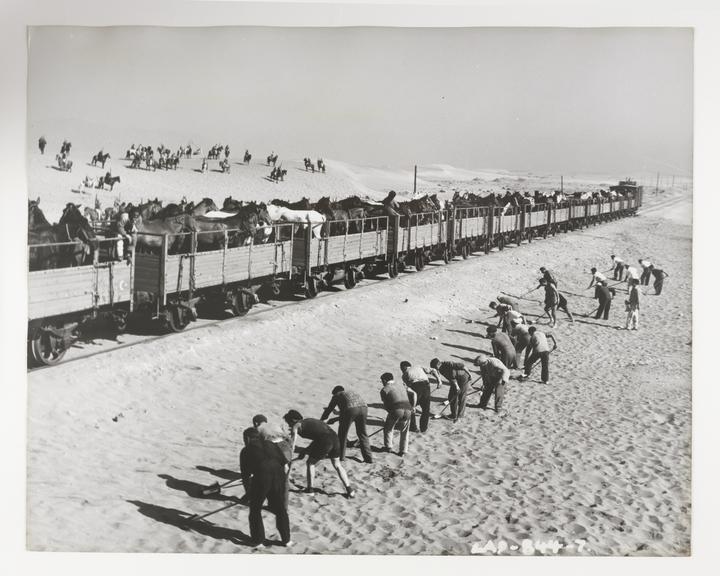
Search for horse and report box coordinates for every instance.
[192,202,270,250]
[29,203,96,270]
[146,157,157,171]
[270,197,313,210]
[317,159,326,173]
[243,150,252,164]
[132,213,196,254]
[222,196,245,213]
[55,154,73,172]
[98,173,121,191]
[135,198,163,220]
[266,153,278,167]
[304,158,315,172]
[265,203,326,238]
[91,152,111,168]
[220,158,230,173]
[314,197,365,235]
[187,197,218,217]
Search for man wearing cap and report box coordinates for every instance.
[474,353,510,413]
[239,427,292,549]
[430,358,472,422]
[519,326,558,385]
[485,325,517,369]
[319,386,373,464]
[283,410,355,498]
[380,372,416,456]
[400,361,436,433]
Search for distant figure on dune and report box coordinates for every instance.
[317,158,326,173]
[224,145,230,159]
[201,158,208,173]
[243,149,252,164]
[38,136,46,155]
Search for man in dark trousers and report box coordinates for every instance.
[610,255,625,280]
[594,280,613,320]
[240,427,292,549]
[319,386,373,463]
[400,361,435,433]
[519,326,558,385]
[474,353,511,413]
[430,358,472,422]
[649,265,669,295]
[485,325,517,368]
[380,372,416,456]
[283,410,355,498]
[539,266,558,286]
[38,136,46,154]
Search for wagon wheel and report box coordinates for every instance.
[112,310,129,333]
[442,249,450,264]
[363,263,377,279]
[344,268,358,289]
[461,243,469,259]
[166,305,190,332]
[305,276,320,298]
[232,290,254,316]
[387,260,398,278]
[29,328,67,366]
[397,259,406,274]
[551,225,557,236]
[498,236,505,251]
[415,252,425,271]
[484,239,491,254]
[268,281,283,299]
[543,227,549,239]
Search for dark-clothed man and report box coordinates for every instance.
[639,259,653,286]
[430,358,472,422]
[400,361,434,433]
[486,325,517,368]
[540,278,560,327]
[382,190,401,217]
[625,279,641,330]
[38,136,46,155]
[240,427,292,549]
[539,266,558,286]
[380,372,416,456]
[283,410,355,498]
[320,386,373,463]
[610,255,625,280]
[594,280,613,320]
[474,353,511,413]
[519,326,558,385]
[650,265,669,295]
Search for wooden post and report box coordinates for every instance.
[655,172,660,195]
[413,165,417,196]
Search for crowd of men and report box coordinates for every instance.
[234,254,670,549]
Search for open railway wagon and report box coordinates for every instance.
[450,206,491,258]
[27,238,134,365]
[291,216,390,297]
[391,211,451,272]
[133,223,295,331]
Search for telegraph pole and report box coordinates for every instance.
[561,175,563,194]
[413,165,417,195]
[655,172,660,195]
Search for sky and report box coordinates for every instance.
[27,26,693,175]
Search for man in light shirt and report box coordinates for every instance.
[624,263,641,293]
[587,267,607,290]
[610,254,625,280]
[519,326,558,385]
[474,353,510,413]
[400,361,437,433]
[638,258,653,286]
[625,278,641,330]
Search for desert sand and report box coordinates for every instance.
[26,140,691,555]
